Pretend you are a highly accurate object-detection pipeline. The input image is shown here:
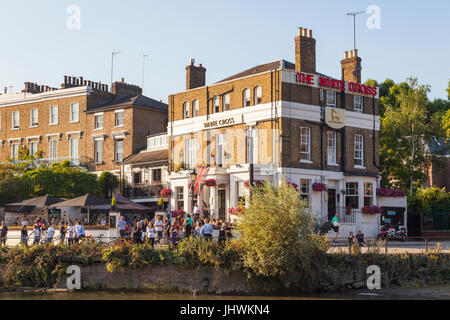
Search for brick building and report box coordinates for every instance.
[167,27,387,237]
[0,76,168,177]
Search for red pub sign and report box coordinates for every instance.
[296,72,379,97]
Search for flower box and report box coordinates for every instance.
[361,205,383,214]
[376,188,406,197]
[160,188,172,197]
[205,179,216,187]
[228,207,243,216]
[312,182,327,192]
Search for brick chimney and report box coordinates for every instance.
[295,27,316,74]
[186,59,206,90]
[341,49,362,83]
[22,82,57,94]
[111,77,143,97]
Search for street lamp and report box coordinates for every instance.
[189,169,197,215]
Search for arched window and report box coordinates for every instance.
[183,102,190,119]
[213,96,220,113]
[193,100,199,117]
[243,89,251,107]
[254,86,262,105]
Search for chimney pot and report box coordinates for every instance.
[344,51,349,59]
[307,29,312,38]
[354,49,358,57]
[302,28,307,37]
[121,77,125,83]
[298,27,303,36]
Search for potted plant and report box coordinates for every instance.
[361,205,383,214]
[312,182,327,192]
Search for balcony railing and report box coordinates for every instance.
[337,206,358,223]
[5,156,89,168]
[123,184,167,200]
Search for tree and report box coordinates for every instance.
[0,166,32,206]
[381,77,434,195]
[98,171,119,199]
[235,181,327,278]
[443,109,450,139]
[23,161,99,198]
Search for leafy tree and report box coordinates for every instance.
[98,171,119,199]
[443,109,450,139]
[380,77,434,194]
[235,181,327,278]
[0,166,32,206]
[23,161,99,198]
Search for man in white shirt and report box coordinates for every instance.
[47,225,55,243]
[154,216,164,244]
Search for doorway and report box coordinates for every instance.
[328,189,336,221]
[218,189,226,221]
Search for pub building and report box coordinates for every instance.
[166,27,405,237]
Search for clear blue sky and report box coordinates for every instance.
[1,0,449,102]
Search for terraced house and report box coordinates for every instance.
[0,76,167,177]
[167,27,389,236]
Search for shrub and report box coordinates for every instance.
[235,181,328,278]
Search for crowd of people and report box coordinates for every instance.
[116,213,234,248]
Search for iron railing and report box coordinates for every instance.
[123,184,167,199]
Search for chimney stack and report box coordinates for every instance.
[186,59,206,90]
[111,78,142,97]
[295,27,316,74]
[341,49,362,83]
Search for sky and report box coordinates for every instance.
[0,0,449,103]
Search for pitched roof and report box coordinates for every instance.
[215,59,336,84]
[8,195,65,207]
[87,95,168,113]
[122,149,168,165]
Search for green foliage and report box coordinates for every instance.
[0,166,33,206]
[443,109,450,139]
[23,161,99,198]
[177,237,243,273]
[98,171,119,198]
[235,181,328,277]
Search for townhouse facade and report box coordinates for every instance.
[166,27,388,236]
[0,76,168,177]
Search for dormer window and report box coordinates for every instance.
[243,89,251,107]
[254,86,262,105]
[183,102,190,119]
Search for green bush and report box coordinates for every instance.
[235,181,328,277]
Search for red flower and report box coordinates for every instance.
[160,188,172,196]
[205,179,216,187]
[361,206,383,214]
[312,182,327,192]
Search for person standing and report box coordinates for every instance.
[59,224,67,244]
[147,222,156,248]
[116,216,128,240]
[0,221,8,246]
[31,225,41,245]
[132,222,143,244]
[68,221,74,245]
[193,202,200,220]
[154,216,163,244]
[47,225,55,243]
[20,225,28,246]
[218,223,226,244]
[331,213,340,243]
[201,201,209,220]
[200,219,213,240]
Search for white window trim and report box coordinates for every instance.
[11,143,20,160]
[254,86,262,105]
[243,89,251,107]
[30,109,39,128]
[94,113,104,130]
[326,90,336,107]
[327,131,337,165]
[183,102,190,119]
[299,127,311,161]
[49,105,58,125]
[114,111,125,128]
[354,95,363,112]
[223,94,230,111]
[354,134,365,168]
[11,111,20,130]
[193,100,200,117]
[69,103,80,123]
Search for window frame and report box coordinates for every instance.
[326,90,336,107]
[115,111,124,127]
[70,103,79,123]
[94,139,103,164]
[49,139,58,160]
[243,89,251,107]
[94,114,104,130]
[223,94,230,111]
[11,143,19,160]
[327,131,337,165]
[193,100,199,117]
[364,182,374,207]
[12,111,20,129]
[345,182,359,209]
[30,109,39,127]
[213,96,220,113]
[183,102,190,119]
[254,86,262,105]
[299,179,311,205]
[176,186,184,210]
[114,138,124,162]
[354,134,364,167]
[299,127,311,161]
[49,106,58,125]
[29,141,38,157]
[354,95,363,112]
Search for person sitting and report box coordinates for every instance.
[356,230,367,247]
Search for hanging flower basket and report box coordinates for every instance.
[228,207,243,216]
[244,179,262,188]
[205,179,216,187]
[160,188,172,197]
[312,182,327,192]
[361,205,383,215]
[286,182,299,190]
[376,188,406,197]
[170,209,186,217]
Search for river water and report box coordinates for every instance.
[0,291,440,300]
